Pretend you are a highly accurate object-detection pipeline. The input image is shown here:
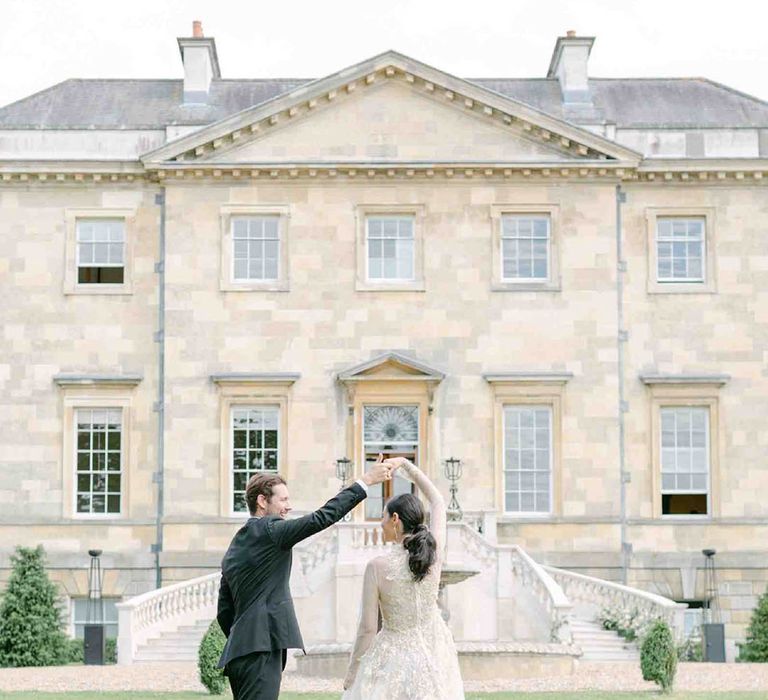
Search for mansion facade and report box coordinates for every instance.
[1,26,767,660]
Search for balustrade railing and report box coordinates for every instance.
[509,546,574,643]
[544,565,687,639]
[116,572,219,664]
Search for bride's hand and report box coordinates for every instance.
[382,457,408,471]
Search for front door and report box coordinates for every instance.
[362,405,419,520]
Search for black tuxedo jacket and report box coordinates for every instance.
[216,482,366,668]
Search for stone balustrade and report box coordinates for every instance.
[116,572,220,665]
[543,565,687,640]
[509,546,574,643]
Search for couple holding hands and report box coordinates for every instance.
[216,454,464,699]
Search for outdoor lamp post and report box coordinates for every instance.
[336,457,353,521]
[336,457,352,489]
[702,548,725,662]
[443,457,463,522]
[84,549,105,665]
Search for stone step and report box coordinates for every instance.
[134,653,198,662]
[143,642,201,651]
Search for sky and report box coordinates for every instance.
[1,0,767,109]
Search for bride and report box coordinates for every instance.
[342,457,464,700]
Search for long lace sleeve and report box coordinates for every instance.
[399,459,446,559]
[344,558,379,689]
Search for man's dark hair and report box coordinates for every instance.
[245,473,287,515]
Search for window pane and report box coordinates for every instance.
[232,218,249,238]
[263,258,278,280]
[263,217,279,238]
[94,244,109,264]
[233,259,248,280]
[79,243,94,264]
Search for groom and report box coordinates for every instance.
[216,456,394,700]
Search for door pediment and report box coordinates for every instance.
[337,352,445,383]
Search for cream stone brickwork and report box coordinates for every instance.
[1,29,767,659]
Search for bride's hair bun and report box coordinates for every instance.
[385,494,436,582]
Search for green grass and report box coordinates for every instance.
[0,692,767,700]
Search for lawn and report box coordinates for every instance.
[1,692,767,700]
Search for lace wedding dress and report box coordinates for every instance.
[342,461,465,700]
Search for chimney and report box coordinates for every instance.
[177,21,221,105]
[547,31,595,106]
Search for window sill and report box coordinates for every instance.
[220,281,290,293]
[64,284,133,296]
[355,280,426,292]
[491,281,561,293]
[68,514,126,521]
[499,512,554,522]
[647,282,717,295]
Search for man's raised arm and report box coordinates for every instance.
[266,456,394,550]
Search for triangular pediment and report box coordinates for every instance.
[192,80,584,164]
[143,51,641,168]
[337,352,445,383]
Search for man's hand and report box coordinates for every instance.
[382,456,410,471]
[362,453,397,486]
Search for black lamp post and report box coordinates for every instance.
[84,549,105,665]
[702,548,725,662]
[443,457,463,522]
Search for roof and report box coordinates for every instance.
[1,76,767,130]
[475,78,768,128]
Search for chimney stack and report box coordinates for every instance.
[547,31,595,106]
[177,21,221,105]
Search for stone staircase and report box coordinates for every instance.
[118,526,685,668]
[133,619,211,663]
[569,618,639,661]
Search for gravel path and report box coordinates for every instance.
[0,661,766,694]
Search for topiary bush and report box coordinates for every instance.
[198,620,227,694]
[0,546,68,667]
[737,587,768,662]
[640,619,677,693]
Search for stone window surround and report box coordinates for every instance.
[485,372,571,519]
[211,373,299,518]
[64,208,136,295]
[490,204,561,292]
[645,207,717,294]
[355,204,426,292]
[641,374,729,520]
[219,204,291,292]
[54,374,142,520]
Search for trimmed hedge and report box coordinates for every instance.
[640,619,677,693]
[198,620,227,694]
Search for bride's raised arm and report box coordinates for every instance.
[395,459,446,558]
